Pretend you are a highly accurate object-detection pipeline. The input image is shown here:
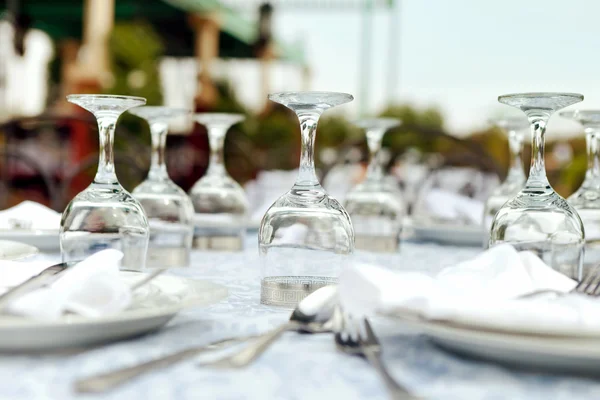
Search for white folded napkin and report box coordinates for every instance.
[419,188,484,225]
[339,244,600,336]
[0,250,131,319]
[0,201,61,231]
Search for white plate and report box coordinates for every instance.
[0,272,227,351]
[0,240,39,260]
[0,230,59,251]
[386,314,600,374]
[411,223,483,247]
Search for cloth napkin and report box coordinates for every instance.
[0,201,61,231]
[0,250,131,319]
[419,188,484,225]
[339,244,600,336]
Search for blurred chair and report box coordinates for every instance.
[0,149,59,210]
[0,114,150,211]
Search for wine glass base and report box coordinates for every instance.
[260,276,337,309]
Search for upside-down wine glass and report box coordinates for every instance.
[129,106,194,268]
[259,91,354,308]
[61,94,149,269]
[560,110,600,267]
[482,117,528,247]
[490,93,585,280]
[344,118,404,252]
[189,113,248,251]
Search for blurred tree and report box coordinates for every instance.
[556,137,586,196]
[101,21,165,189]
[105,21,164,104]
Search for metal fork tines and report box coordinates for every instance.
[519,264,600,300]
[335,312,420,400]
[573,264,600,296]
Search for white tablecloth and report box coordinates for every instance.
[1,237,600,400]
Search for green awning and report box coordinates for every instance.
[162,0,305,64]
[0,0,305,63]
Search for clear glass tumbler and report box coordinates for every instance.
[130,106,194,268]
[259,91,355,308]
[490,93,585,280]
[560,110,600,267]
[344,118,404,252]
[61,94,149,270]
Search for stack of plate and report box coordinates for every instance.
[0,271,227,351]
[383,310,600,374]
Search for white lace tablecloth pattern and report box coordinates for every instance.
[1,237,600,400]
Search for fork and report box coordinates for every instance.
[75,335,258,393]
[335,311,420,400]
[519,264,600,299]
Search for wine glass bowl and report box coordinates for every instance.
[259,91,354,308]
[490,93,585,280]
[61,94,149,270]
[189,113,248,251]
[560,110,600,267]
[344,118,404,252]
[129,106,194,268]
[482,116,529,246]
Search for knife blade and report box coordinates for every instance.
[0,262,73,312]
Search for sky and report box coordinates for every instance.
[254,0,600,137]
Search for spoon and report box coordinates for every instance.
[74,334,259,393]
[75,285,338,393]
[200,285,338,368]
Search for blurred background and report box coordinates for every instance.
[0,0,595,214]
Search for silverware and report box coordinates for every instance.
[129,268,167,291]
[74,335,257,393]
[199,285,338,369]
[8,218,33,230]
[0,262,71,312]
[335,312,419,400]
[519,264,600,299]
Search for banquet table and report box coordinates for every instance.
[1,236,600,400]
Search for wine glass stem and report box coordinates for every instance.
[295,111,321,186]
[365,128,385,181]
[207,126,227,176]
[526,118,551,190]
[148,122,169,181]
[507,130,525,182]
[94,115,119,185]
[585,127,600,185]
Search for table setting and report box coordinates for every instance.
[0,200,61,251]
[3,91,600,400]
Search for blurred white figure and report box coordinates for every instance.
[0,22,53,120]
[413,166,498,226]
[394,149,430,214]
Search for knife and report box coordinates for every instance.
[0,262,72,312]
